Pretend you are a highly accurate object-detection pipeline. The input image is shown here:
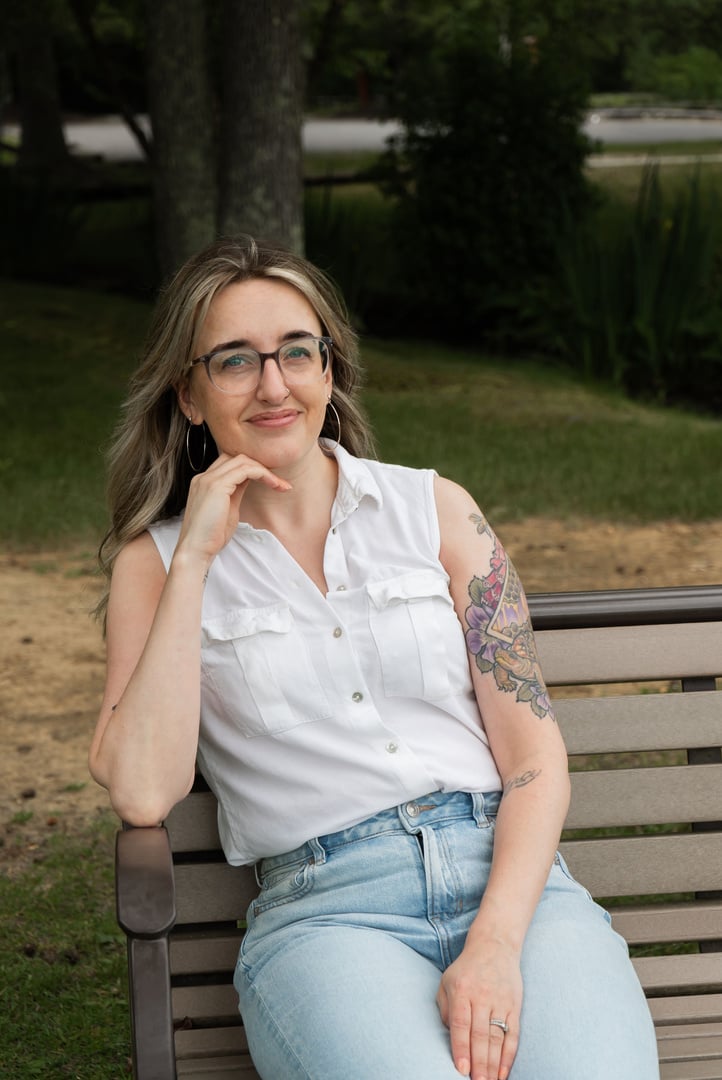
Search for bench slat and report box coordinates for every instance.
[166,792,222,851]
[612,901,722,946]
[560,832,722,896]
[567,763,722,829]
[171,930,243,976]
[537,622,722,685]
[649,994,722,1026]
[174,863,256,924]
[176,1026,249,1059]
[633,954,722,996]
[660,1059,722,1079]
[556,691,722,755]
[173,983,239,1025]
[177,1059,259,1078]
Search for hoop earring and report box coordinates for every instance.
[321,398,342,454]
[186,420,207,472]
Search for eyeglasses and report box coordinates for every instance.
[189,335,332,394]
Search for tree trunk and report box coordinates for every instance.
[219,0,305,254]
[146,0,218,279]
[13,0,70,174]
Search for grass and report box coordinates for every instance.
[0,281,148,548]
[2,279,722,549]
[0,815,130,1078]
[362,339,722,524]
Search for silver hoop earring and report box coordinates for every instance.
[321,398,342,454]
[186,420,207,472]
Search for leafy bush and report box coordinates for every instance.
[548,166,722,410]
[379,9,593,345]
[627,45,722,103]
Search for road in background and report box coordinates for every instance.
[4,113,722,163]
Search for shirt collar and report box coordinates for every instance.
[331,444,383,527]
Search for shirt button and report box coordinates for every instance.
[385,741,398,754]
[336,585,346,592]
[406,802,420,817]
[332,526,337,534]
[352,691,363,703]
[333,627,343,638]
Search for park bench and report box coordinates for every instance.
[115,584,722,1080]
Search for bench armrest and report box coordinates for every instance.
[116,826,177,1080]
[116,826,176,938]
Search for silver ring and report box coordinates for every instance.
[490,1018,509,1034]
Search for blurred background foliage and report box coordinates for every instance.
[2,0,722,412]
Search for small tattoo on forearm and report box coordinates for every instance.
[503,768,541,797]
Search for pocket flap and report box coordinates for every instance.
[202,603,293,645]
[367,570,451,611]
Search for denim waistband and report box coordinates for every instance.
[256,789,501,885]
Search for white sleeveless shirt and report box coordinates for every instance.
[149,447,501,865]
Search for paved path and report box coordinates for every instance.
[4,114,722,165]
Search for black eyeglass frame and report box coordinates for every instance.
[189,335,333,393]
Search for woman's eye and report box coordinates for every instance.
[220,352,254,370]
[285,345,312,361]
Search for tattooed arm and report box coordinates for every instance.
[434,476,570,1080]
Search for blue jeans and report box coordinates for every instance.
[235,791,659,1079]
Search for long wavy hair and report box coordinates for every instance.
[96,235,375,619]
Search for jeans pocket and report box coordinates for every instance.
[251,860,315,917]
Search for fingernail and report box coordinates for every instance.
[456,1059,470,1077]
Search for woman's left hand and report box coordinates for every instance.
[436,939,522,1080]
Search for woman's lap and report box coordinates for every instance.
[235,794,659,1079]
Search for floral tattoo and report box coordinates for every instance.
[464,514,553,720]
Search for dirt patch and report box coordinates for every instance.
[2,519,721,872]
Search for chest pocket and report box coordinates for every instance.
[367,570,468,701]
[201,604,332,738]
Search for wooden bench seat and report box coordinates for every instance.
[116,585,722,1079]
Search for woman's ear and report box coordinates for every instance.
[176,379,200,422]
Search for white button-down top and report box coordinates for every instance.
[149,447,501,864]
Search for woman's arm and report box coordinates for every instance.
[434,475,570,1080]
[89,453,292,825]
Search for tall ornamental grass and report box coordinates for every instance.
[551,166,722,410]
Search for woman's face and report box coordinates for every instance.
[179,278,332,472]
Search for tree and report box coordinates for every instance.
[145,0,217,277]
[218,0,305,253]
[143,0,306,278]
[10,0,71,174]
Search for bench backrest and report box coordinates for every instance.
[158,586,722,1075]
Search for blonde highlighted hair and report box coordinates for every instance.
[96,235,375,619]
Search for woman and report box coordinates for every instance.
[90,236,659,1080]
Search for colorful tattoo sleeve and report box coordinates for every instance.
[464,515,553,721]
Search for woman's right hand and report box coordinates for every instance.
[178,453,292,565]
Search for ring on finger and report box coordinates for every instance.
[490,1017,509,1034]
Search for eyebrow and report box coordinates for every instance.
[206,329,318,355]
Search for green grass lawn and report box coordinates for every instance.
[2,279,721,549]
[0,816,130,1078]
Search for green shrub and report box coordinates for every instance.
[379,10,593,344]
[549,166,722,409]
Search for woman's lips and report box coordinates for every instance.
[247,409,300,428]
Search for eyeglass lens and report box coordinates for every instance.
[207,336,328,393]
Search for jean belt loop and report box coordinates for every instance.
[308,836,327,866]
[471,791,489,828]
